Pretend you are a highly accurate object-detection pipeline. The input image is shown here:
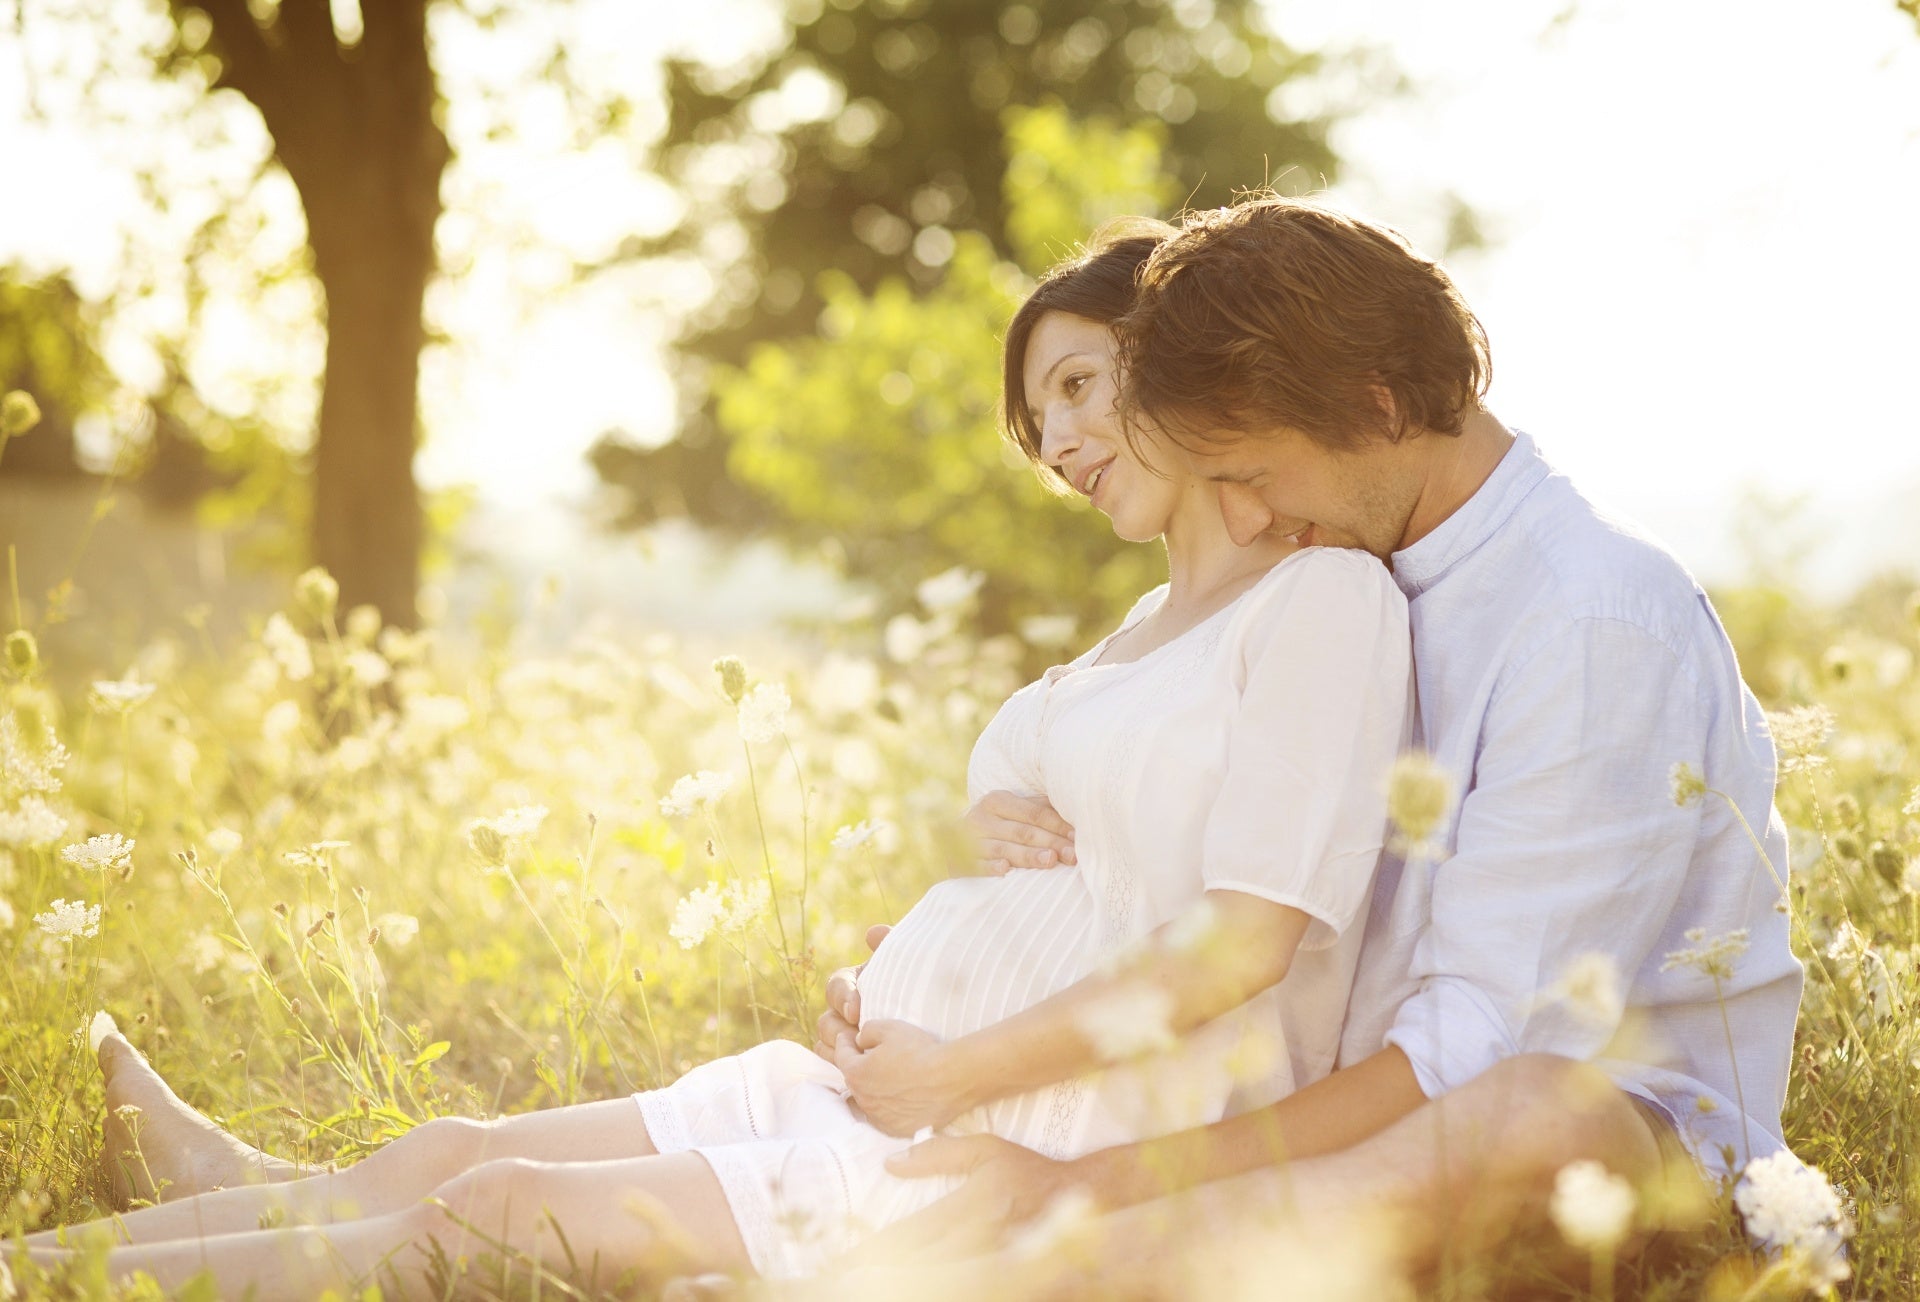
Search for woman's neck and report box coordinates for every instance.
[1159,496,1294,615]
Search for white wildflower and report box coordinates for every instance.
[884,613,933,663]
[722,879,771,931]
[262,698,304,748]
[1075,985,1177,1062]
[1734,1151,1852,1290]
[1018,614,1078,649]
[0,898,13,929]
[1385,751,1453,852]
[187,933,232,974]
[344,649,392,688]
[1661,926,1750,981]
[0,795,67,846]
[831,820,887,852]
[1668,761,1706,807]
[205,827,243,858]
[492,806,548,838]
[35,898,101,940]
[670,882,728,949]
[400,693,470,745]
[330,735,377,774]
[661,770,735,819]
[1824,920,1871,979]
[89,677,155,714]
[61,833,134,873]
[1551,952,1625,1030]
[261,613,314,683]
[917,566,985,614]
[0,712,68,796]
[465,806,546,868]
[1550,1159,1636,1252]
[812,654,881,715]
[1767,705,1834,774]
[1904,784,1920,819]
[375,912,421,947]
[294,566,339,623]
[737,682,791,744]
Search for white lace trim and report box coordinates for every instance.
[632,1088,693,1154]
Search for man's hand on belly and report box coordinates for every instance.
[851,1134,1076,1264]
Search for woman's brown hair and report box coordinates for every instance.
[1118,194,1491,450]
[1001,216,1176,487]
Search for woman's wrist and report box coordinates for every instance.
[939,1032,999,1116]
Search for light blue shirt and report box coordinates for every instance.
[1338,430,1803,1180]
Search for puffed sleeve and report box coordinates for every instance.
[1201,548,1413,950]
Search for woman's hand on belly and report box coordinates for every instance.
[962,790,1076,875]
[835,1020,977,1138]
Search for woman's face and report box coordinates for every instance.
[1022,312,1187,544]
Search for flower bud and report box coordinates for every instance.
[467,821,508,867]
[345,604,382,645]
[713,655,748,704]
[4,629,37,678]
[0,390,41,437]
[295,567,339,624]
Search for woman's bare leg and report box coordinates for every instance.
[27,1152,747,1298]
[33,1086,658,1247]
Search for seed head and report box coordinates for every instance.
[1385,751,1453,852]
[4,629,37,678]
[295,567,339,624]
[0,390,41,437]
[712,656,748,704]
[1668,762,1706,807]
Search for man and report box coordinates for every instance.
[819,195,1802,1284]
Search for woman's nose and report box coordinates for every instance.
[1039,407,1080,469]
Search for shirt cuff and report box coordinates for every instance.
[1381,976,1518,1099]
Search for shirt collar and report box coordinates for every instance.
[1388,428,1551,599]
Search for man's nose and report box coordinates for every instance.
[1217,483,1275,548]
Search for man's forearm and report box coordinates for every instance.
[1067,1045,1427,1208]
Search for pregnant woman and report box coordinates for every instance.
[24,226,1411,1296]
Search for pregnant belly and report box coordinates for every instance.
[856,868,1098,1044]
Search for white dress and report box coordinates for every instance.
[635,547,1412,1278]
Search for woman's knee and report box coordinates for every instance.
[372,1116,495,1188]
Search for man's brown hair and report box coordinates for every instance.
[1117,193,1491,450]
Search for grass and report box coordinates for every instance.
[0,535,1915,1298]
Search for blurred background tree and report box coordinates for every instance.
[593,0,1397,632]
[10,0,1398,636]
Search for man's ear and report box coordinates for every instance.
[1368,383,1404,440]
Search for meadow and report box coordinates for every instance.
[1,438,1916,1296]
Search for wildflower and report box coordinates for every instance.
[205,827,243,858]
[1549,1160,1636,1252]
[344,604,382,645]
[1018,614,1078,648]
[1868,842,1904,888]
[1734,1151,1852,1290]
[737,682,791,744]
[375,912,421,947]
[917,566,985,614]
[721,879,771,931]
[1075,985,1177,1062]
[661,770,735,819]
[35,898,101,940]
[0,713,68,796]
[1668,761,1706,807]
[1903,858,1920,896]
[712,656,748,705]
[1661,927,1750,981]
[261,613,313,683]
[466,806,547,868]
[400,694,470,744]
[1551,952,1624,1030]
[0,389,40,437]
[884,613,933,663]
[1823,920,1870,979]
[0,898,13,929]
[0,795,67,847]
[89,678,155,714]
[4,629,37,678]
[831,820,887,852]
[295,567,339,623]
[1385,751,1453,852]
[670,883,728,948]
[282,840,350,872]
[262,698,304,748]
[61,833,134,873]
[344,649,392,688]
[1767,705,1834,774]
[1904,784,1920,818]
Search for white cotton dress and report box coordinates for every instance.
[634,547,1412,1278]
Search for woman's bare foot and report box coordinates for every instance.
[97,1025,310,1206]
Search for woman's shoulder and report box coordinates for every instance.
[1228,546,1407,640]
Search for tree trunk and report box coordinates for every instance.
[190,0,447,627]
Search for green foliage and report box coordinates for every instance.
[711,107,1173,636]
[596,0,1381,578]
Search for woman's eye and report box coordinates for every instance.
[1063,374,1089,397]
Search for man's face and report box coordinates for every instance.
[1182,426,1412,560]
